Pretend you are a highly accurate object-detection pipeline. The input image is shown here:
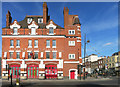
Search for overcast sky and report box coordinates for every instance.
[1,2,118,57]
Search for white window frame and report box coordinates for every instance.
[46,40,50,48]
[69,41,75,46]
[27,18,32,24]
[69,54,75,59]
[52,40,56,48]
[28,40,32,48]
[16,40,20,48]
[41,52,43,58]
[59,52,62,58]
[31,27,36,35]
[34,40,38,48]
[13,27,18,35]
[68,30,75,35]
[38,18,43,24]
[10,40,14,48]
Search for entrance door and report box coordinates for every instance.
[45,65,57,79]
[70,71,75,79]
[27,65,39,78]
[9,65,20,78]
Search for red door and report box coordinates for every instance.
[27,65,39,78]
[9,65,20,78]
[70,71,75,79]
[45,65,57,79]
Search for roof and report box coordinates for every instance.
[3,16,64,29]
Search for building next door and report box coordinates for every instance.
[9,65,20,78]
[27,65,39,78]
[45,65,57,79]
[70,70,75,79]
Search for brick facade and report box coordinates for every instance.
[2,2,82,80]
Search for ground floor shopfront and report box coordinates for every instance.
[2,59,80,80]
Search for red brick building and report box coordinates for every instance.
[2,2,82,80]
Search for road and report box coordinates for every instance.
[1,77,120,87]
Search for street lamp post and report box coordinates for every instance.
[83,34,90,80]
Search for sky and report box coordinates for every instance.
[0,2,118,57]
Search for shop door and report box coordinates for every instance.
[45,65,57,79]
[70,71,75,79]
[27,65,39,78]
[9,65,20,78]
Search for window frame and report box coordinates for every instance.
[53,52,56,59]
[28,40,32,48]
[34,52,38,59]
[38,18,43,24]
[69,41,75,46]
[68,30,75,35]
[46,40,50,48]
[69,54,75,59]
[34,40,38,48]
[16,52,20,59]
[46,52,50,59]
[10,52,13,59]
[49,27,54,35]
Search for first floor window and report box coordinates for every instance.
[16,52,20,59]
[28,52,31,59]
[53,52,56,59]
[46,40,50,47]
[34,40,38,47]
[10,40,14,46]
[69,41,75,46]
[34,52,38,59]
[69,54,75,59]
[16,40,20,46]
[28,40,32,47]
[46,52,50,59]
[52,40,56,47]
[10,52,13,58]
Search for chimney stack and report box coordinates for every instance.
[6,10,12,27]
[43,2,48,24]
[63,7,69,27]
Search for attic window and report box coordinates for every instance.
[27,18,32,24]
[49,27,53,35]
[38,18,43,23]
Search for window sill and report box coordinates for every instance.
[28,46,32,48]
[16,46,20,48]
[13,33,18,35]
[69,58,75,59]
[69,45,75,46]
[52,46,56,48]
[49,33,54,35]
[34,46,38,48]
[46,46,50,48]
[10,46,14,48]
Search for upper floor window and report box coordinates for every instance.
[52,40,56,47]
[46,52,50,59]
[13,27,18,35]
[34,52,38,59]
[69,54,75,59]
[38,18,43,23]
[28,52,31,59]
[10,40,14,46]
[27,18,32,24]
[69,30,75,35]
[10,52,13,58]
[46,40,50,48]
[28,40,32,47]
[49,27,53,34]
[112,58,115,61]
[16,52,20,59]
[16,40,20,47]
[53,52,56,59]
[69,41,75,46]
[34,40,38,47]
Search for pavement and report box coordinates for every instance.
[1,76,120,87]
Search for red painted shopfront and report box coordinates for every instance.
[27,65,39,78]
[45,65,57,79]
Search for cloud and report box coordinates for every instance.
[103,42,112,46]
